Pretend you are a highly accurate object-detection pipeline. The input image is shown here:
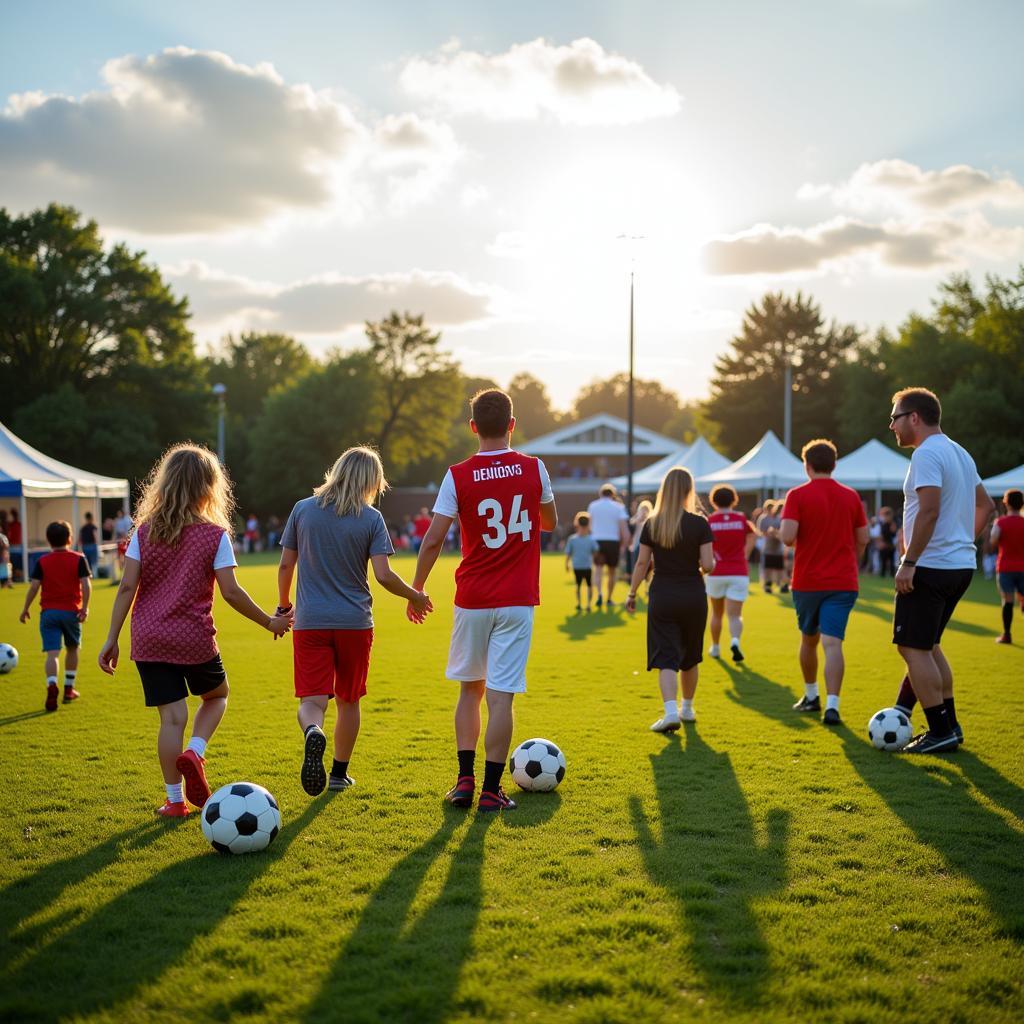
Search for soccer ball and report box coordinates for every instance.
[868,707,913,752]
[0,644,18,674]
[509,738,566,792]
[201,782,281,854]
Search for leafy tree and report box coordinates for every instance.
[246,353,379,514]
[702,292,861,458]
[0,204,194,409]
[572,373,682,434]
[507,372,561,441]
[661,403,702,444]
[364,312,461,474]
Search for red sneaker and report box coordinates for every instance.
[478,787,517,813]
[155,800,189,818]
[45,684,59,712]
[175,749,211,808]
[63,687,81,703]
[445,775,476,808]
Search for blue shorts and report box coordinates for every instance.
[998,571,1024,596]
[792,590,858,640]
[40,609,82,651]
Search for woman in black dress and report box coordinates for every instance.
[625,467,714,731]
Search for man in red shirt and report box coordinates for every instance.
[411,389,558,812]
[991,488,1024,643]
[19,520,92,711]
[706,485,757,662]
[781,440,869,724]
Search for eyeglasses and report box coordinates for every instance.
[889,411,912,424]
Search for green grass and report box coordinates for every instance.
[2,556,1023,1024]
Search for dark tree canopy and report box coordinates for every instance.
[572,373,682,435]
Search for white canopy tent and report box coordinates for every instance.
[0,421,130,578]
[610,436,731,493]
[833,438,911,510]
[698,430,806,497]
[982,464,1024,495]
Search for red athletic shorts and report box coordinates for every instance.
[293,628,373,702]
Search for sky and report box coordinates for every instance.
[2,0,1023,408]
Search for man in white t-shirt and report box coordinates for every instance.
[888,387,994,754]
[587,484,630,608]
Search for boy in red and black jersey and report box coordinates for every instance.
[20,521,92,711]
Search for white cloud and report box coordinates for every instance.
[799,159,1024,212]
[0,48,461,233]
[168,261,495,334]
[399,37,681,125]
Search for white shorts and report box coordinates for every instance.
[706,575,750,602]
[446,606,534,693]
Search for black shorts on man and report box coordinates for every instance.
[892,567,973,650]
[594,540,620,567]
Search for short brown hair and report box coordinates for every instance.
[1006,489,1024,511]
[46,521,72,547]
[574,512,591,527]
[470,388,513,438]
[801,438,837,473]
[892,387,941,426]
[710,485,738,508]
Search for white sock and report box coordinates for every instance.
[731,636,740,648]
[663,699,679,719]
[166,782,184,803]
[46,675,57,689]
[804,682,819,700]
[64,671,76,687]
[187,736,208,758]
[681,699,694,715]
[826,694,840,712]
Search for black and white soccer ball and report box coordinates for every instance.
[509,737,566,792]
[0,643,18,674]
[868,707,913,751]
[201,782,281,854]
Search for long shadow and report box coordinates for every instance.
[955,749,1024,822]
[556,607,631,642]
[1,799,328,1021]
[840,730,1024,941]
[717,661,812,731]
[629,731,789,1005]
[0,710,49,728]
[302,809,488,1024]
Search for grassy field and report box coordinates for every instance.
[2,554,1023,1024]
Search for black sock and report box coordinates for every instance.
[331,759,349,778]
[943,698,958,730]
[923,703,952,738]
[457,749,476,778]
[482,759,504,795]
[1002,601,1013,634]
[895,675,917,714]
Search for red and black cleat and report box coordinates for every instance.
[45,684,59,712]
[63,687,81,704]
[478,787,517,813]
[175,749,212,808]
[155,799,189,818]
[445,775,476,808]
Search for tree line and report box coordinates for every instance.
[2,203,1022,518]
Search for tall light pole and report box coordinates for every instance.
[617,235,645,557]
[783,354,792,453]
[212,382,227,464]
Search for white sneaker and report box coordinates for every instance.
[680,706,696,722]
[650,715,681,733]
[709,644,721,658]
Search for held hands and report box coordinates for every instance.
[98,639,118,675]
[894,563,916,594]
[267,606,294,639]
[406,590,433,624]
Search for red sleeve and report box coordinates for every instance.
[781,489,799,521]
[852,493,868,527]
[745,519,755,534]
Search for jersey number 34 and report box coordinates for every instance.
[477,495,532,549]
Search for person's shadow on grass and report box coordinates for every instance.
[629,731,789,1005]
[557,607,631,642]
[717,660,813,731]
[0,799,328,1021]
[840,730,1024,941]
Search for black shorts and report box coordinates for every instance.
[893,567,974,650]
[573,568,593,585]
[136,655,228,707]
[647,581,708,672]
[762,553,785,570]
[594,540,621,567]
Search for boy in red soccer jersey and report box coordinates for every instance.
[991,488,1024,643]
[410,389,558,812]
[705,485,757,662]
[19,521,92,711]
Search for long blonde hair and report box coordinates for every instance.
[134,444,235,546]
[314,446,388,517]
[647,466,700,548]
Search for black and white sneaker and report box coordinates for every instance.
[902,731,959,755]
[730,643,744,663]
[301,725,328,795]
[822,708,841,726]
[953,723,964,746]
[793,695,821,713]
[328,773,355,791]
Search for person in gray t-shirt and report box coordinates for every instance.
[278,447,432,796]
[564,512,599,610]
